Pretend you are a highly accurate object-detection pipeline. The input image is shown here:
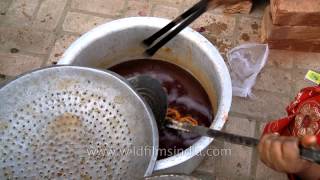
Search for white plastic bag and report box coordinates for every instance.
[227,43,269,98]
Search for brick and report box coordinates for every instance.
[196,141,224,175]
[191,171,214,180]
[0,52,43,76]
[33,0,67,30]
[236,17,261,44]
[225,116,256,137]
[0,0,12,14]
[271,0,320,26]
[254,67,292,95]
[47,34,79,65]
[216,144,252,179]
[292,69,315,97]
[231,90,290,120]
[71,0,125,16]
[152,5,179,20]
[258,122,267,135]
[215,177,231,180]
[181,0,198,7]
[215,117,255,179]
[224,0,252,14]
[267,39,320,53]
[0,27,54,54]
[262,7,320,53]
[152,0,184,7]
[292,52,320,70]
[181,1,225,14]
[4,0,39,26]
[205,35,233,58]
[262,7,320,41]
[197,117,255,179]
[183,0,255,15]
[266,50,294,69]
[62,12,110,34]
[125,0,151,17]
[192,13,236,37]
[255,160,288,180]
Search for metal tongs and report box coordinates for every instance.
[166,118,320,165]
[143,0,210,56]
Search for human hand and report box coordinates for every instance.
[258,134,317,174]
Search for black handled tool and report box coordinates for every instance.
[166,118,320,164]
[142,0,209,56]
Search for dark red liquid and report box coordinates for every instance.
[109,59,213,159]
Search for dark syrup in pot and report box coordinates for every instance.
[109,59,214,159]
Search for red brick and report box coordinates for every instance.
[231,90,289,120]
[0,0,11,14]
[293,52,320,70]
[254,67,292,95]
[125,0,151,17]
[267,39,320,53]
[271,0,320,26]
[262,7,320,53]
[33,0,68,30]
[205,35,233,57]
[0,52,43,76]
[191,13,236,37]
[210,117,255,179]
[62,12,110,34]
[0,27,54,54]
[262,7,320,41]
[4,0,39,26]
[152,0,184,7]
[71,0,125,16]
[224,0,252,14]
[236,17,261,44]
[266,50,294,69]
[48,34,79,65]
[292,69,315,97]
[152,5,179,20]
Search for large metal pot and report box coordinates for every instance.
[58,17,232,174]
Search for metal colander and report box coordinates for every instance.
[0,66,159,179]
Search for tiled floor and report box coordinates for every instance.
[1,0,319,179]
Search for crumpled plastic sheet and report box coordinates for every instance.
[227,43,269,98]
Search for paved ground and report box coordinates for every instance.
[1,0,320,179]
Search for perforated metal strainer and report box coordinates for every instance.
[0,66,160,179]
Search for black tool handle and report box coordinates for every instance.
[300,147,320,164]
[204,126,320,165]
[168,122,320,165]
[128,75,168,127]
[189,125,260,147]
[207,127,320,164]
[144,0,209,56]
[142,0,208,46]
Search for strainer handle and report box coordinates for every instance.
[128,75,168,127]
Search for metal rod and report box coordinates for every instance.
[144,5,207,56]
[166,119,320,164]
[143,0,209,56]
[142,0,207,46]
